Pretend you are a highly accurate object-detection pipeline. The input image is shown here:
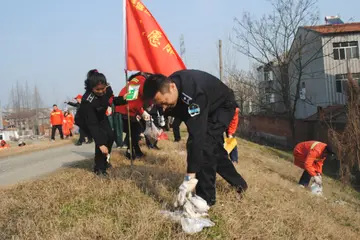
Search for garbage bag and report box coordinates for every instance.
[144,121,162,145]
[310,182,323,196]
[180,217,215,234]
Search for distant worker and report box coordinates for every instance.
[50,104,64,141]
[293,141,335,187]
[0,140,10,149]
[63,110,74,138]
[226,107,240,164]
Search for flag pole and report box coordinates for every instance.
[123,0,134,167]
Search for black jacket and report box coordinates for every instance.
[165,69,237,173]
[76,86,126,146]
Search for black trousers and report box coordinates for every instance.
[122,117,143,154]
[195,114,248,206]
[299,170,312,186]
[78,128,93,143]
[94,121,114,173]
[79,128,86,142]
[51,125,64,140]
[172,117,182,141]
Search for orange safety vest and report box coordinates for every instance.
[50,110,64,126]
[293,141,327,176]
[64,113,74,129]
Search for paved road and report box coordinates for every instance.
[0,143,94,186]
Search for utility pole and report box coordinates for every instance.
[180,34,186,65]
[219,39,223,82]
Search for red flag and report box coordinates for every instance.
[125,0,186,76]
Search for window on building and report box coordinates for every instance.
[266,93,275,103]
[264,71,270,81]
[335,73,360,93]
[264,71,273,82]
[333,41,359,60]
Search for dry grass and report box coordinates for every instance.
[0,138,74,160]
[1,137,360,240]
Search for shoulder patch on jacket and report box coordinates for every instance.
[86,93,96,103]
[181,92,192,105]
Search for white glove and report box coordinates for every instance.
[159,116,165,127]
[313,174,322,185]
[228,135,233,138]
[141,111,151,121]
[174,178,198,208]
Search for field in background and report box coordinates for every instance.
[1,137,360,239]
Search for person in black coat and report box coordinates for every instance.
[65,95,93,145]
[76,69,126,176]
[143,69,248,206]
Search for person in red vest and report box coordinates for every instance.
[63,110,74,138]
[293,141,335,187]
[115,72,151,159]
[227,107,240,163]
[50,104,64,141]
[0,140,10,149]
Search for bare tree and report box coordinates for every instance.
[232,0,337,142]
[225,67,262,114]
[33,85,43,110]
[24,81,31,110]
[329,68,360,184]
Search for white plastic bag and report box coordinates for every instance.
[143,120,162,145]
[310,182,323,196]
[180,217,215,234]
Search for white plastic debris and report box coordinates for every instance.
[310,182,323,196]
[180,217,215,234]
[160,194,215,234]
[144,121,162,145]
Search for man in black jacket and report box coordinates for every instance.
[143,69,248,207]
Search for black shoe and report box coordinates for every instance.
[106,162,112,169]
[125,149,137,160]
[75,141,82,146]
[136,151,145,158]
[86,139,93,144]
[174,139,181,142]
[94,169,108,178]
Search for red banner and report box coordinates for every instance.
[126,0,186,76]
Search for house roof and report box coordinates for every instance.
[305,105,345,122]
[304,22,360,35]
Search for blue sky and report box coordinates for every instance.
[1,0,359,109]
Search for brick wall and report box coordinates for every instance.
[239,115,322,147]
